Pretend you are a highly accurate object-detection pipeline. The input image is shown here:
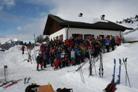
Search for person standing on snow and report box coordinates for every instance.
[40,43,47,68]
[21,45,25,54]
[36,53,44,71]
[70,48,76,65]
[115,36,122,46]
[105,36,111,52]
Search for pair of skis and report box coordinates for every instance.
[89,49,97,76]
[4,79,22,89]
[0,77,31,89]
[0,79,22,89]
[122,58,131,87]
[112,58,131,86]
[112,59,122,84]
[89,50,104,77]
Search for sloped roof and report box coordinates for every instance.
[43,14,133,35]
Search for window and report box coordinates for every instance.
[84,34,91,39]
[99,35,104,39]
[59,35,63,41]
[72,34,83,39]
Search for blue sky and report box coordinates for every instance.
[0,0,138,41]
[0,0,53,41]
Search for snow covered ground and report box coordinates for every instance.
[0,42,138,92]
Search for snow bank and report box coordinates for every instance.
[123,30,138,42]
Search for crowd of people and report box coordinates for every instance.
[35,35,122,71]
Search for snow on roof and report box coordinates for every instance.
[44,14,128,35]
[57,14,108,24]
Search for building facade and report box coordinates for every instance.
[43,14,131,41]
[49,27,122,41]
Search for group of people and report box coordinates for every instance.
[35,35,122,71]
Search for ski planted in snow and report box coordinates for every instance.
[112,59,116,83]
[116,59,122,84]
[103,59,117,92]
[99,53,104,77]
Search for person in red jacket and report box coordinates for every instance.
[40,43,46,55]
[115,36,122,46]
[53,58,61,70]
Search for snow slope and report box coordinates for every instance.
[121,22,138,29]
[0,37,11,44]
[121,19,138,42]
[0,37,18,44]
[103,43,138,88]
[0,42,138,92]
[123,30,138,42]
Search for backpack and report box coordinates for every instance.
[25,83,39,92]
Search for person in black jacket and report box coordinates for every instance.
[36,53,44,71]
[110,36,116,51]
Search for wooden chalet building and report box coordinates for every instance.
[43,14,131,41]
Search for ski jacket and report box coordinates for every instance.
[36,55,43,64]
[105,39,111,46]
